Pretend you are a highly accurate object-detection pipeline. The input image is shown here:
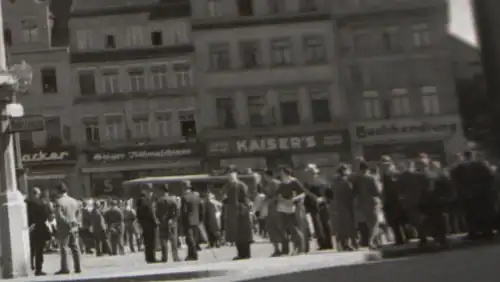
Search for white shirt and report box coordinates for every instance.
[253,193,268,218]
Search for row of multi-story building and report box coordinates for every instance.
[3,0,478,198]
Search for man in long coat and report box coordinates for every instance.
[332,164,358,251]
[450,151,496,240]
[224,166,253,260]
[353,161,383,250]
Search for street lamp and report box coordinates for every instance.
[0,63,31,279]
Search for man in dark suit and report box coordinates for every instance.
[180,180,203,261]
[155,184,180,262]
[136,188,159,263]
[26,187,51,276]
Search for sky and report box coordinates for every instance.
[450,0,476,45]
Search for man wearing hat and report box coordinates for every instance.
[303,164,332,250]
[104,200,125,255]
[26,187,51,276]
[180,180,203,261]
[155,184,180,262]
[136,188,159,263]
[224,165,253,260]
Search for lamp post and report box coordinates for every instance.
[0,0,33,278]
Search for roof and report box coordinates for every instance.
[123,174,256,186]
[71,0,191,18]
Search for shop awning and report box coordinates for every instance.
[27,174,66,181]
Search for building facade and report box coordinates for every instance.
[3,0,81,195]
[192,0,350,174]
[68,0,201,198]
[334,0,467,163]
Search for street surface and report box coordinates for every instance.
[11,236,500,282]
[40,243,279,275]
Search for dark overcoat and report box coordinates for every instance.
[224,179,253,244]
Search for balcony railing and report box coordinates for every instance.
[74,86,196,104]
[334,0,447,19]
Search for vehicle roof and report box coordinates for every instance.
[123,173,256,187]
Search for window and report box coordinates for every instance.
[381,26,400,51]
[299,0,317,11]
[21,20,38,42]
[240,41,260,69]
[105,34,116,49]
[78,70,96,95]
[237,0,253,16]
[173,62,192,88]
[303,35,326,64]
[4,28,12,46]
[270,38,293,66]
[421,86,440,115]
[102,69,120,94]
[208,0,224,17]
[412,24,431,47]
[279,93,300,125]
[215,97,236,129]
[352,30,370,53]
[155,112,172,137]
[179,110,197,139]
[83,117,100,143]
[128,68,146,92]
[362,90,381,119]
[104,115,124,140]
[45,116,61,147]
[209,43,231,71]
[76,29,93,50]
[310,89,331,123]
[40,67,58,93]
[247,95,265,127]
[126,26,143,46]
[132,115,149,138]
[391,88,411,117]
[268,0,286,14]
[168,23,188,45]
[19,132,34,150]
[151,30,163,46]
[150,65,168,90]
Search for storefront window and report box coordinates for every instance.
[91,172,125,198]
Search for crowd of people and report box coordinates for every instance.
[24,150,500,276]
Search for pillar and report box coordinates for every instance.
[0,0,31,278]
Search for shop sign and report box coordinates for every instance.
[207,132,347,156]
[354,120,458,141]
[22,147,77,164]
[89,145,197,162]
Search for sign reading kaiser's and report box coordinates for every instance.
[207,132,348,156]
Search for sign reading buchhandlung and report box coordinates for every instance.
[88,144,199,162]
[207,131,349,156]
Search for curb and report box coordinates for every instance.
[379,236,500,259]
[26,270,230,282]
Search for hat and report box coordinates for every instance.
[380,155,392,163]
[161,184,170,193]
[305,163,320,174]
[224,165,239,174]
[181,180,191,188]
